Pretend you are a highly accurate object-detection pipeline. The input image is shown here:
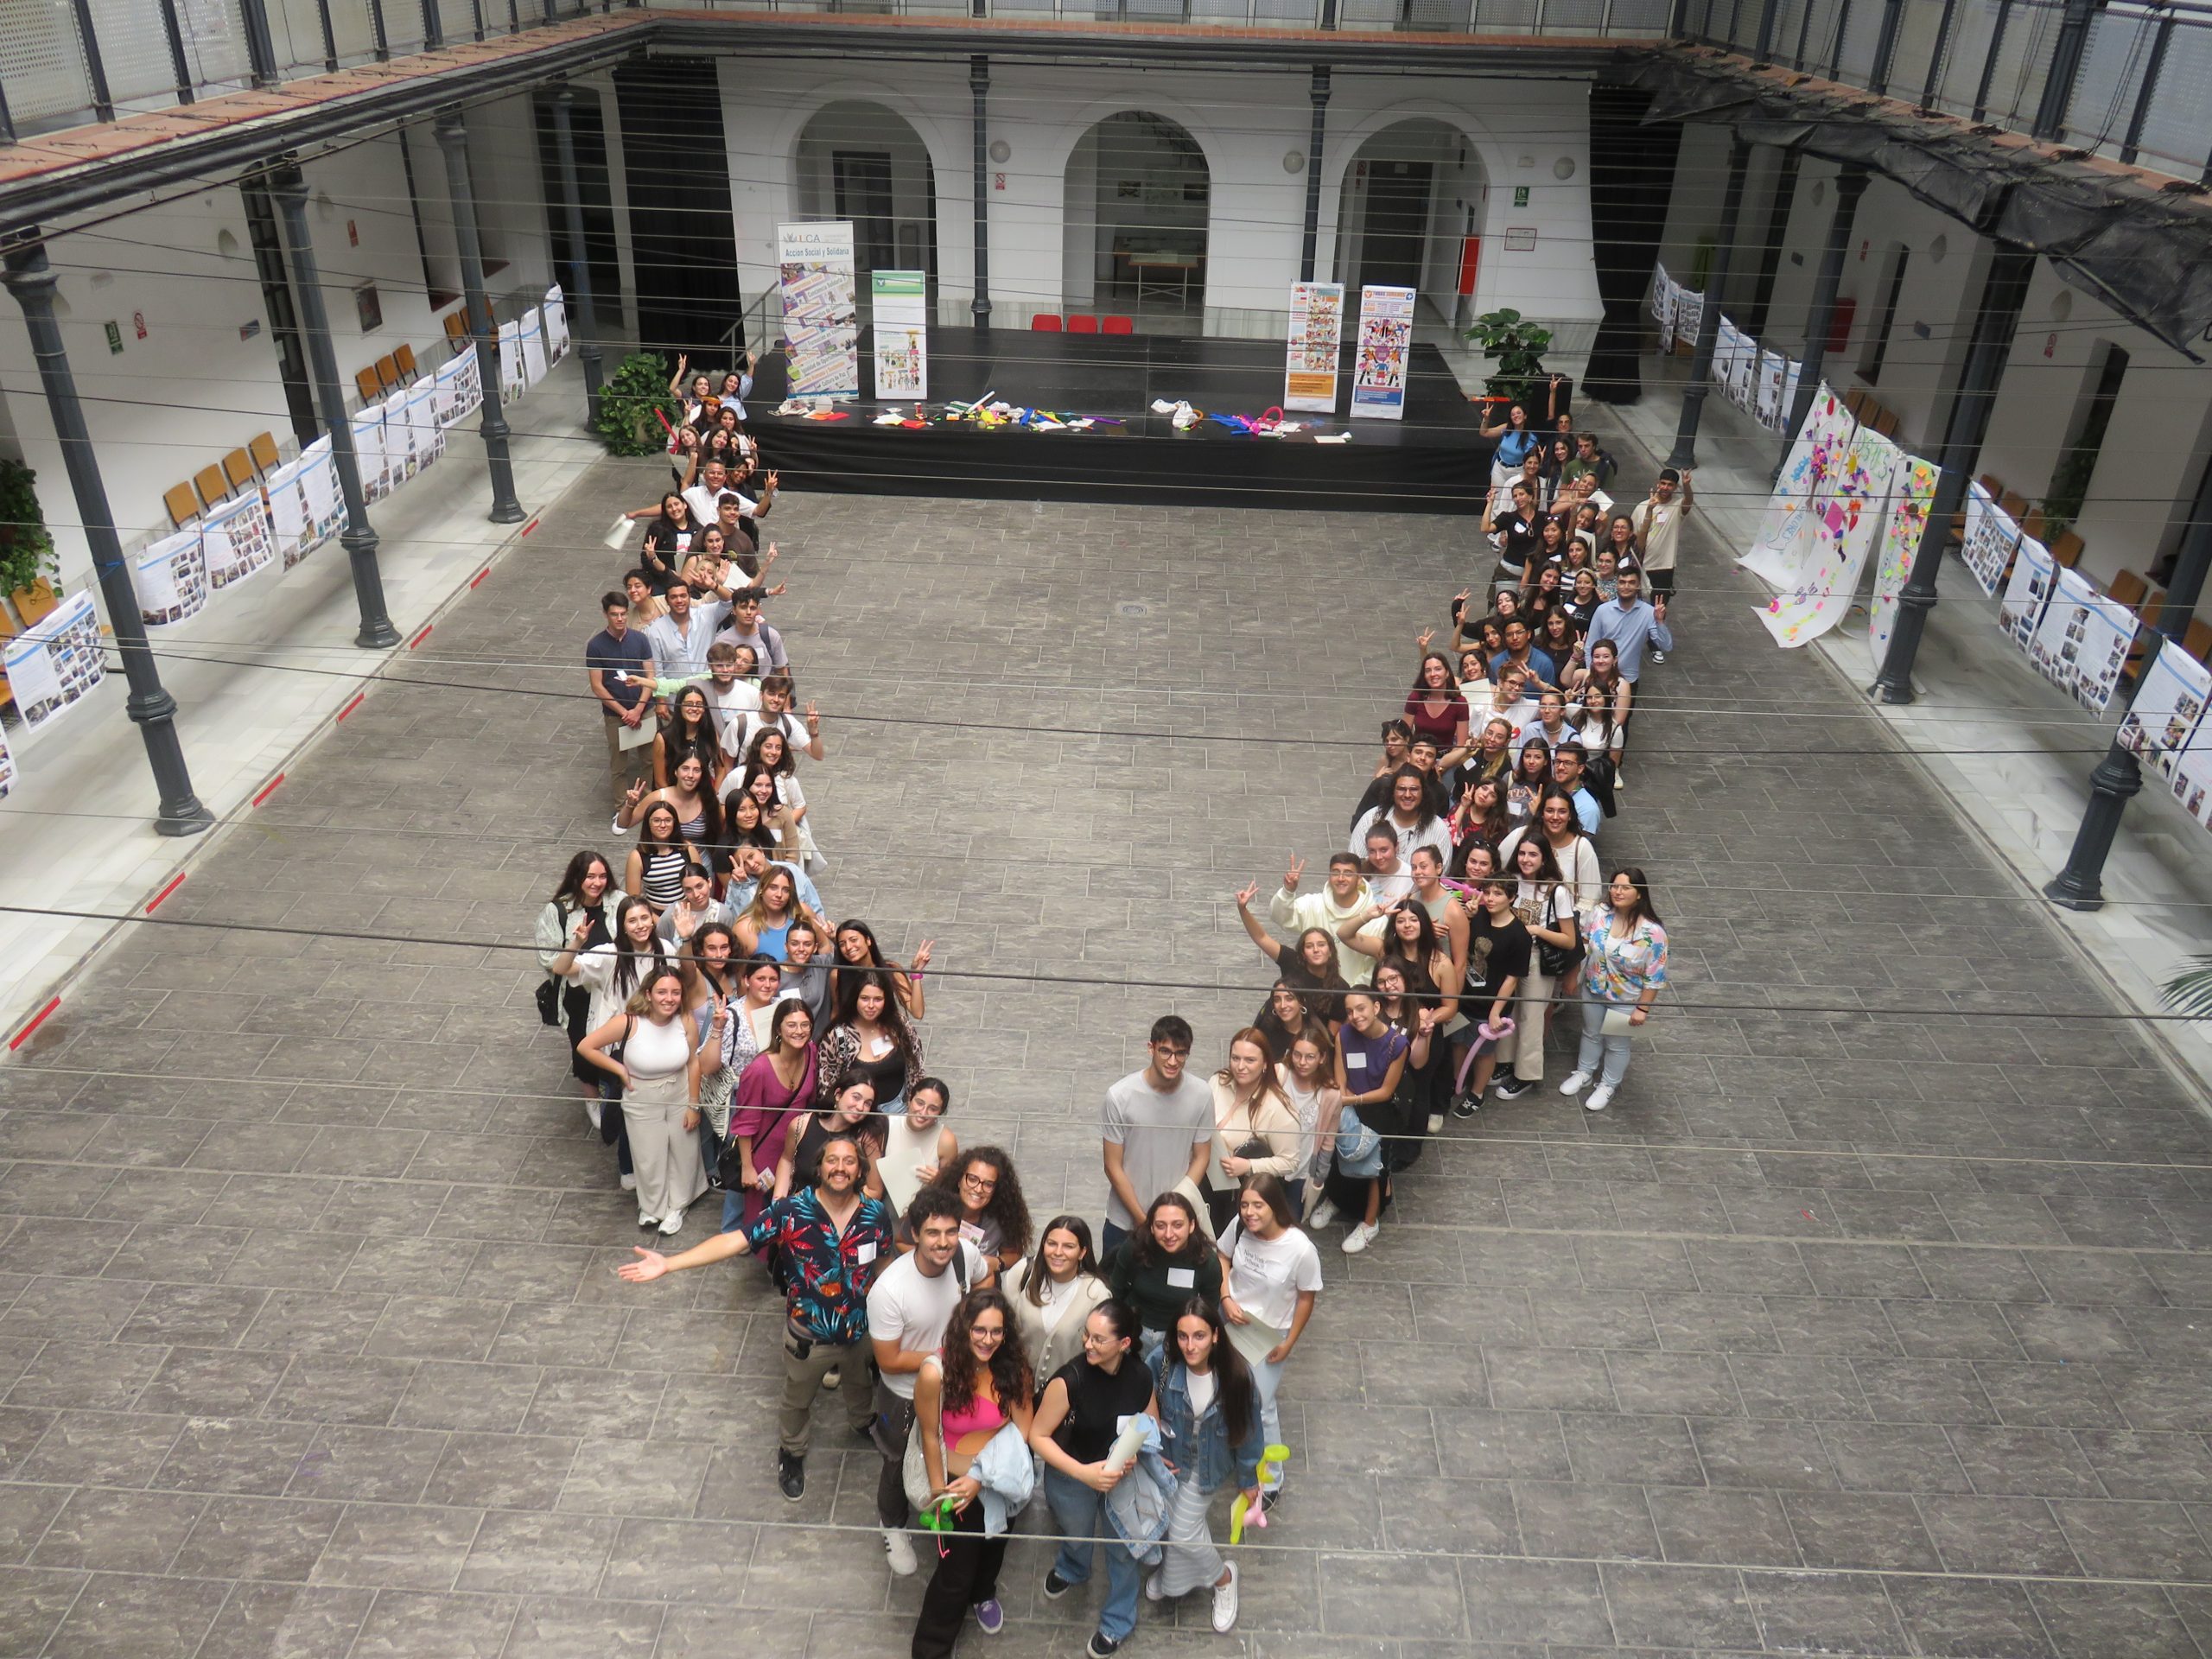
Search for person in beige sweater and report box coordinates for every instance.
[1199,1030,1302,1232]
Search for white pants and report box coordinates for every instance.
[624,1071,708,1221]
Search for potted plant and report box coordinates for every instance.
[1464,308,1554,409]
[593,352,681,456]
[0,458,58,604]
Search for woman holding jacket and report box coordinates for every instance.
[1146,1299,1262,1633]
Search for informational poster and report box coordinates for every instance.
[1754,350,1784,429]
[0,721,13,801]
[1673,289,1703,352]
[1350,285,1415,420]
[519,308,549,389]
[350,404,388,503]
[778,221,860,400]
[1780,359,1802,428]
[135,528,208,626]
[3,590,104,734]
[2169,721,2212,830]
[298,435,341,547]
[1742,384,1848,584]
[1866,453,1940,668]
[870,270,930,401]
[497,319,526,404]
[543,284,570,360]
[1998,535,2056,649]
[1715,318,1752,408]
[1283,281,1344,413]
[268,452,314,569]
[1958,482,2023,598]
[201,490,276,594]
[1756,424,1899,648]
[1651,264,1677,350]
[437,349,484,426]
[2118,637,2212,781]
[2028,565,2137,712]
[382,388,418,486]
[406,378,445,471]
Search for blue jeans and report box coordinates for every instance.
[1043,1465,1143,1644]
[1575,992,1636,1089]
[876,1090,906,1118]
[1101,1219,1130,1258]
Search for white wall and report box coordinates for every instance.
[717,62,1603,341]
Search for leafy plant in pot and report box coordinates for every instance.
[594,352,682,457]
[0,458,59,602]
[1464,308,1554,410]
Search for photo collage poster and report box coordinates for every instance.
[1757,423,1900,648]
[3,590,105,735]
[1350,285,1415,420]
[1283,281,1344,414]
[0,721,12,800]
[870,270,930,402]
[544,285,570,360]
[497,320,526,405]
[519,308,549,390]
[135,528,209,627]
[2027,564,2138,714]
[778,221,860,399]
[2117,637,2212,781]
[1959,483,2023,598]
[1866,453,1941,667]
[407,378,446,472]
[2166,708,2212,831]
[382,388,419,486]
[1997,535,2056,648]
[201,490,276,594]
[351,405,389,503]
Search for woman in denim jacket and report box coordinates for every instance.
[1146,1299,1263,1634]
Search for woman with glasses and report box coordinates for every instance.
[915,1145,1033,1274]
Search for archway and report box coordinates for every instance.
[793,101,940,314]
[1061,111,1211,329]
[1333,118,1488,327]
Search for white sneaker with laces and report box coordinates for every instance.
[883,1528,918,1577]
[658,1209,685,1236]
[1308,1198,1338,1228]
[1559,1071,1592,1097]
[1211,1562,1239,1633]
[1586,1083,1617,1112]
[1342,1220,1377,1255]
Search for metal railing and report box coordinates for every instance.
[1682,0,2212,181]
[641,0,1675,34]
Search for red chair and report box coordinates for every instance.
[1031,314,1063,332]
[1103,315,1135,335]
[1068,315,1099,334]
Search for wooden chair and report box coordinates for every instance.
[2050,530,2083,569]
[1870,406,1899,437]
[1030,315,1062,332]
[354,365,382,404]
[222,448,256,493]
[1842,386,1868,419]
[2021,507,2049,546]
[163,481,202,529]
[1999,490,2028,522]
[248,431,281,475]
[2108,570,2147,610]
[442,312,468,347]
[393,343,417,381]
[2141,591,2164,631]
[2187,618,2212,665]
[2126,589,2167,675]
[194,464,230,511]
[374,354,399,391]
[1977,473,2003,498]
[10,578,58,627]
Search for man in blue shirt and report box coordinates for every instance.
[585,592,655,803]
[1489,617,1558,693]
[1550,742,1605,833]
[1587,567,1673,683]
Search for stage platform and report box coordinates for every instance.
[750,327,1495,515]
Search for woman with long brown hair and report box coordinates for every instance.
[575,963,706,1236]
[1200,1028,1300,1232]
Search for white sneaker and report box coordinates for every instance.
[1308,1198,1338,1228]
[1211,1562,1239,1633]
[586,1100,603,1132]
[620,1173,638,1191]
[1144,1573,1166,1603]
[658,1208,685,1236]
[638,1211,657,1230]
[883,1527,918,1577]
[1586,1083,1616,1112]
[1649,649,1666,665]
[1425,1112,1444,1135]
[1560,1071,1592,1097]
[1342,1221,1377,1255]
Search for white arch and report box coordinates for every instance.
[767,82,967,201]
[1036,93,1227,185]
[1323,100,1503,211]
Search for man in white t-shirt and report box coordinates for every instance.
[866,1188,991,1575]
[1629,467,1692,639]
[1100,1014,1214,1255]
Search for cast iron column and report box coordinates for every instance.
[1300,67,1331,283]
[2044,453,2212,909]
[550,86,606,429]
[2032,0,2106,141]
[267,165,400,650]
[1774,162,1867,479]
[1667,134,1751,470]
[435,108,526,524]
[969,56,991,324]
[1,228,212,836]
[1871,245,2037,702]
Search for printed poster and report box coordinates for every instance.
[406,378,445,471]
[2028,565,2136,713]
[1673,288,1703,352]
[350,404,388,503]
[382,388,418,486]
[870,270,929,401]
[519,308,549,389]
[1756,423,1899,648]
[1284,281,1344,414]
[2118,637,2212,781]
[1780,358,1802,428]
[0,721,12,801]
[497,320,526,405]
[1715,318,1751,408]
[135,528,208,626]
[201,490,276,594]
[1350,284,1415,420]
[1866,453,1941,668]
[1754,349,1784,429]
[1958,482,2022,598]
[2168,721,2212,830]
[544,284,570,359]
[436,349,484,426]
[298,435,342,548]
[3,589,104,734]
[267,451,315,569]
[1997,534,2056,649]
[778,221,860,400]
[1649,263,1671,322]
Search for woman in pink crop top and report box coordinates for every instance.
[912,1288,1037,1657]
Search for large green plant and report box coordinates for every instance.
[2162,955,2212,1020]
[0,459,58,598]
[594,352,681,456]
[1464,308,1554,404]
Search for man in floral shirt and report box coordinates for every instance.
[620,1132,893,1497]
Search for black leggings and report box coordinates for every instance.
[912,1500,1005,1659]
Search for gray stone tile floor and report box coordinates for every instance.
[0,447,2209,1656]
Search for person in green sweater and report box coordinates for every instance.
[1106,1192,1223,1351]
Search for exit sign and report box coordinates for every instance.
[1513,185,1530,207]
[103,321,123,354]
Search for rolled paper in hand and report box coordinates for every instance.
[1102,1416,1150,1476]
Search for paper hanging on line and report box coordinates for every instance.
[3,589,105,736]
[1866,453,1941,668]
[1756,422,1899,648]
[201,490,276,594]
[1957,482,2023,598]
[2118,637,2212,782]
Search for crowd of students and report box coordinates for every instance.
[527,372,1675,1658]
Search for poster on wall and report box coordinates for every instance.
[1350,285,1416,420]
[1866,453,1940,668]
[4,590,105,735]
[544,285,570,360]
[519,308,549,389]
[350,404,389,503]
[135,529,208,626]
[778,221,861,400]
[406,378,445,471]
[201,491,276,594]
[2118,638,2212,781]
[2029,565,2138,712]
[1755,423,1899,648]
[1958,482,2022,598]
[1998,534,2056,648]
[1283,281,1344,414]
[870,270,930,401]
